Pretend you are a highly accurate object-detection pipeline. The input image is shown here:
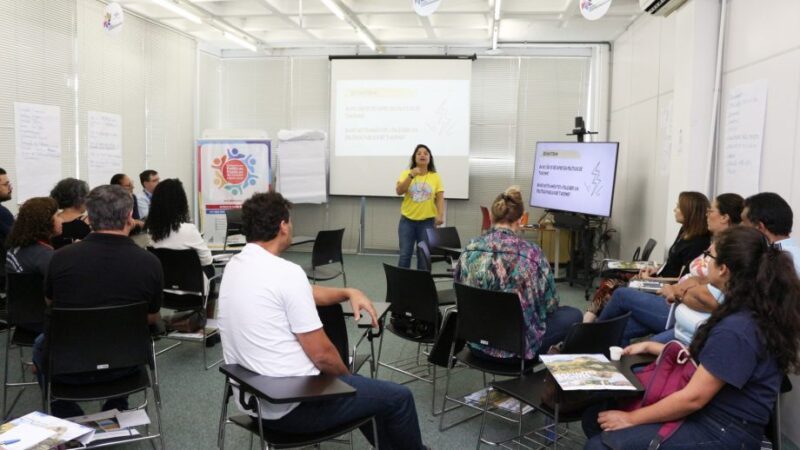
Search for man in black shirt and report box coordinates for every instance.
[33,184,163,417]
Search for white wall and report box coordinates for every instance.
[608,1,721,261]
[0,0,196,213]
[609,0,800,444]
[200,52,600,253]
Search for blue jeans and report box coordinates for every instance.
[582,401,764,449]
[597,288,671,346]
[261,374,425,450]
[398,216,435,269]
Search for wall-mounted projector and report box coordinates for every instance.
[639,0,688,16]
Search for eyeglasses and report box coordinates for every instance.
[702,250,719,262]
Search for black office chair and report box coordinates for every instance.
[44,302,164,448]
[376,263,451,413]
[439,283,534,432]
[303,229,346,286]
[2,272,46,419]
[216,364,378,450]
[425,226,461,266]
[149,248,222,370]
[763,376,793,450]
[316,304,374,377]
[223,209,245,252]
[415,241,456,306]
[485,313,633,448]
[639,238,657,262]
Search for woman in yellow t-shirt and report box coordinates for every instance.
[395,144,444,269]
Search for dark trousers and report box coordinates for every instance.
[261,374,425,450]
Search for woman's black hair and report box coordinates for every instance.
[690,226,800,374]
[145,178,190,242]
[409,144,436,173]
[715,193,744,225]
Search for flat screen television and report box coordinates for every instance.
[529,141,620,217]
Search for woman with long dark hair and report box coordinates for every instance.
[395,144,445,269]
[583,226,800,449]
[146,178,212,265]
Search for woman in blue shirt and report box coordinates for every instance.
[583,226,800,449]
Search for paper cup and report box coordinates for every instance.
[609,346,623,361]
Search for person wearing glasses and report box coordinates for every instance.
[583,226,800,450]
[595,193,742,345]
[0,168,15,245]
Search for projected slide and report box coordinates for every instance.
[335,80,469,156]
[530,142,619,217]
[330,58,472,198]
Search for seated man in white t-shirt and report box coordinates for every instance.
[217,192,426,450]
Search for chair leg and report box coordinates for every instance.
[2,330,10,417]
[372,417,380,450]
[476,386,492,449]
[375,328,386,379]
[217,383,230,449]
[438,359,454,432]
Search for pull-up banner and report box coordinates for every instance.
[197,140,271,249]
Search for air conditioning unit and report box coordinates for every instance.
[639,0,688,16]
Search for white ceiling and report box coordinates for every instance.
[115,0,643,52]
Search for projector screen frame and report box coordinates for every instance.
[530,141,620,218]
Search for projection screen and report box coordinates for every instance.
[329,58,472,199]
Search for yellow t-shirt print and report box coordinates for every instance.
[409,179,432,203]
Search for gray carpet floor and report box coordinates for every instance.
[1,251,795,450]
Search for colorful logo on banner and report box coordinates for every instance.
[211,147,259,195]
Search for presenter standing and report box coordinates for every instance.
[395,144,444,269]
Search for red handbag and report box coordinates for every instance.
[619,340,698,449]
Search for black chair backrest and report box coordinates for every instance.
[416,241,433,272]
[560,312,631,358]
[311,229,345,268]
[425,227,461,257]
[316,303,349,367]
[640,239,657,261]
[225,209,243,235]
[148,248,204,310]
[6,272,46,326]
[453,283,525,355]
[383,263,440,325]
[47,302,151,376]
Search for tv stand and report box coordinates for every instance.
[548,211,604,288]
